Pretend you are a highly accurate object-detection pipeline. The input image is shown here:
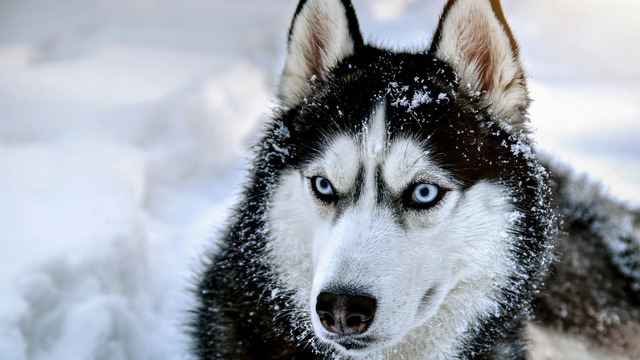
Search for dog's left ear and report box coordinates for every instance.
[278,0,363,107]
[430,0,529,130]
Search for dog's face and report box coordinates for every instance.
[268,106,517,355]
[266,0,531,356]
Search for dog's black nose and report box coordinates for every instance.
[315,292,376,335]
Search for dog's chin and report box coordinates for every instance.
[314,327,401,358]
[322,318,427,357]
[311,301,436,357]
[335,339,372,352]
[322,336,385,357]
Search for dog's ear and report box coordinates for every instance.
[430,0,529,131]
[278,0,363,107]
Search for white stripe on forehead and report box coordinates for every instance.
[307,101,460,202]
[306,102,387,195]
[362,102,388,161]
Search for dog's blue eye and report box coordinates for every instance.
[312,176,335,200]
[315,177,334,195]
[409,183,440,206]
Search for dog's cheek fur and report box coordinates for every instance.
[381,183,519,358]
[265,170,317,309]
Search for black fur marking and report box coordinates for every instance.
[351,165,365,205]
[419,287,437,307]
[375,164,406,227]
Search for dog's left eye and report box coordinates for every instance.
[406,183,443,208]
[311,176,336,202]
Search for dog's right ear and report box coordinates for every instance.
[429,0,529,131]
[278,0,363,107]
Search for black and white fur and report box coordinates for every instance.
[192,0,640,359]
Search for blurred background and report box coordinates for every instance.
[0,0,638,359]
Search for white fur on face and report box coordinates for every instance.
[265,104,518,358]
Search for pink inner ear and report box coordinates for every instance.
[429,0,529,130]
[460,21,495,93]
[279,0,362,107]
[306,17,332,81]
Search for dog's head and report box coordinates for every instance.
[266,0,541,356]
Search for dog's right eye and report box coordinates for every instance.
[311,176,336,202]
[404,183,445,210]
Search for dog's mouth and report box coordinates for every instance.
[337,339,368,351]
[324,334,385,353]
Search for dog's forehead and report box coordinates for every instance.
[362,102,387,161]
[312,136,360,187]
[309,102,456,191]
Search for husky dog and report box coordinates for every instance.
[193,0,640,358]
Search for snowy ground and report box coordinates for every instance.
[0,0,638,359]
